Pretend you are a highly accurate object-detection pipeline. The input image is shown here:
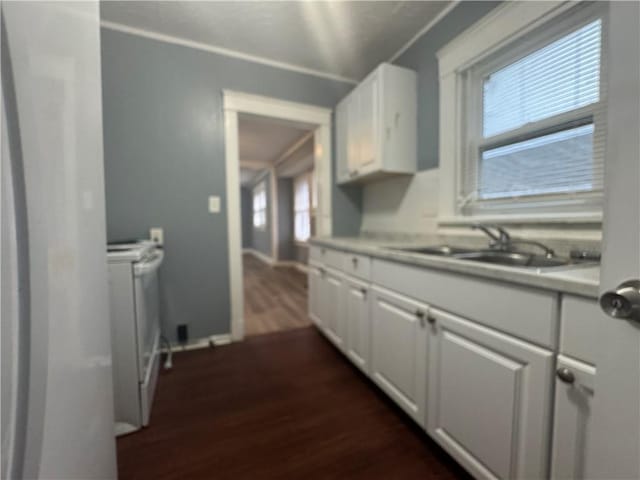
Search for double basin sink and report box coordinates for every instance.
[387,245,594,269]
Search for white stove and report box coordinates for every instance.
[107,240,164,436]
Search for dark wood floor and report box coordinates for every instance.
[117,327,470,480]
[243,253,311,336]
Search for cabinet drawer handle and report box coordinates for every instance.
[352,257,358,266]
[556,367,575,384]
[415,310,425,318]
[427,315,436,325]
[360,288,367,296]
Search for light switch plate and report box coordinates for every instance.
[150,227,163,246]
[208,196,221,213]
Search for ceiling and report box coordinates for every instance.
[238,113,312,186]
[100,1,451,81]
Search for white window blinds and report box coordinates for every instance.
[252,181,267,229]
[461,14,605,214]
[294,173,311,242]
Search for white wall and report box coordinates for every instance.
[360,169,439,235]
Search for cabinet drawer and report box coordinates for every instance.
[372,258,558,348]
[309,245,344,271]
[560,295,599,365]
[342,253,371,281]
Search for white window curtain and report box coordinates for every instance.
[252,181,267,229]
[459,8,606,216]
[294,173,311,242]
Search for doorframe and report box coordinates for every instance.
[223,91,333,341]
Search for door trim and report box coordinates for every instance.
[223,91,333,341]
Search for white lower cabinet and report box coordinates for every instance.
[370,286,428,427]
[308,262,323,327]
[550,355,596,480]
[427,307,554,480]
[319,266,346,350]
[344,276,371,374]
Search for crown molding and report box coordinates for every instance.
[100,20,359,85]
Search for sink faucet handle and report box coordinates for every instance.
[471,223,511,250]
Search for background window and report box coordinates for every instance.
[461,14,605,215]
[252,181,267,229]
[294,173,312,243]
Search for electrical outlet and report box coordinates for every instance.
[177,324,188,344]
[150,227,163,246]
[208,196,220,213]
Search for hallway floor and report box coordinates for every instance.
[243,253,311,336]
[117,327,469,480]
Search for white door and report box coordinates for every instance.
[551,355,596,480]
[345,276,371,374]
[321,267,346,350]
[427,308,553,480]
[370,286,428,426]
[1,2,117,478]
[308,262,323,326]
[587,3,640,478]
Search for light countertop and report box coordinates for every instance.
[309,236,600,298]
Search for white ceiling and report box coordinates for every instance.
[100,1,451,81]
[238,113,311,168]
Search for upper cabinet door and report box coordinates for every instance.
[370,286,428,427]
[335,63,417,185]
[335,100,350,184]
[427,308,553,480]
[346,94,361,177]
[356,73,378,173]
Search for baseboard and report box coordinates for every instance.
[242,248,275,265]
[163,334,232,353]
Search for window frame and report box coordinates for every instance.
[252,181,267,231]
[437,1,607,225]
[460,6,606,217]
[293,172,313,244]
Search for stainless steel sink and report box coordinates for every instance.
[388,245,476,256]
[386,245,594,269]
[454,250,576,268]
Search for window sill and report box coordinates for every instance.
[294,241,310,248]
[438,212,602,226]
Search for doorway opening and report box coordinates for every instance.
[223,91,333,341]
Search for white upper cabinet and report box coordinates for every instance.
[336,63,417,184]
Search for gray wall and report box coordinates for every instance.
[393,1,501,171]
[251,173,271,257]
[240,187,252,249]
[277,177,294,261]
[101,27,355,341]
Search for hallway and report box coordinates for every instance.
[243,253,311,336]
[117,327,469,480]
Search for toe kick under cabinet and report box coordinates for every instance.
[308,245,595,479]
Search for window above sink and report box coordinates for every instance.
[438,1,607,224]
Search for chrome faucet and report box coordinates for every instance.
[471,224,556,258]
[471,224,511,251]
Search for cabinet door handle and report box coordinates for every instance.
[556,367,575,384]
[360,288,367,296]
[416,310,425,327]
[352,257,358,266]
[427,315,436,325]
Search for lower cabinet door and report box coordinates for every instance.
[345,276,371,374]
[427,308,554,480]
[321,267,346,350]
[308,262,323,327]
[370,286,428,426]
[551,355,596,480]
